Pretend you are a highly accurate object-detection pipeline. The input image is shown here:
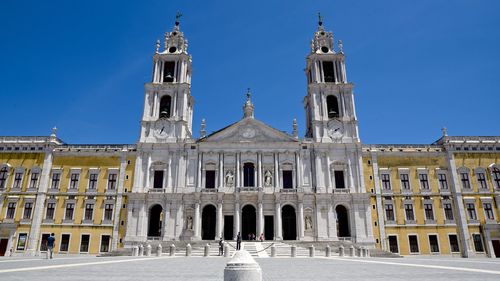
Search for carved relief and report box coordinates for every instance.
[225,170,234,187]
[264,170,273,187]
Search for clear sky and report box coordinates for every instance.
[1,0,499,144]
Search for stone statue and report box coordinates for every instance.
[187,216,193,230]
[264,170,273,187]
[305,216,313,230]
[225,170,234,187]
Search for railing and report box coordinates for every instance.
[338,237,352,242]
[333,188,350,194]
[236,187,263,192]
[147,236,162,241]
[148,188,165,193]
[201,188,218,193]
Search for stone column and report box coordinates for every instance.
[236,153,241,188]
[347,153,355,191]
[167,153,172,189]
[197,153,203,190]
[295,152,301,188]
[328,202,338,240]
[145,152,152,189]
[257,153,262,188]
[138,203,147,239]
[315,153,323,192]
[219,153,224,189]
[298,201,305,240]
[111,153,127,250]
[274,153,279,191]
[234,199,240,239]
[162,202,171,240]
[371,152,386,250]
[325,154,332,192]
[216,199,223,239]
[194,200,201,239]
[257,201,264,236]
[275,200,282,240]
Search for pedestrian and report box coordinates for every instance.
[236,232,242,250]
[252,233,256,240]
[218,237,224,256]
[247,233,251,241]
[259,233,264,242]
[46,233,56,259]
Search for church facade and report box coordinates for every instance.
[0,18,499,258]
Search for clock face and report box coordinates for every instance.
[327,120,343,139]
[154,120,170,139]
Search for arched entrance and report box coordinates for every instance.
[202,205,216,240]
[148,204,163,237]
[242,205,256,240]
[336,205,350,237]
[282,205,297,240]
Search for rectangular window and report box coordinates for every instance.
[80,234,90,253]
[404,204,415,221]
[40,234,50,252]
[84,204,94,221]
[100,235,110,252]
[419,173,429,190]
[400,174,410,190]
[408,235,419,253]
[449,234,460,253]
[466,203,477,220]
[23,202,33,219]
[282,170,293,189]
[51,172,61,189]
[444,203,454,220]
[0,167,8,189]
[385,204,395,221]
[60,234,70,252]
[473,234,484,252]
[70,173,80,189]
[334,170,345,189]
[65,203,75,220]
[322,61,335,82]
[388,236,398,253]
[381,174,391,190]
[438,173,448,189]
[205,170,216,189]
[492,168,500,189]
[104,204,114,221]
[29,172,39,188]
[13,172,23,189]
[424,203,434,221]
[46,202,55,220]
[429,235,440,253]
[6,202,16,219]
[153,170,164,189]
[16,233,28,251]
[107,173,117,190]
[477,173,488,189]
[88,173,98,189]
[460,172,471,189]
[483,203,495,220]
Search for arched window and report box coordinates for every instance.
[243,163,255,187]
[326,95,339,119]
[159,96,172,118]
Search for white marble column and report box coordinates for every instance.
[197,153,203,189]
[257,201,264,236]
[274,153,279,191]
[146,152,152,189]
[315,153,323,192]
[234,200,240,239]
[218,153,224,189]
[194,201,201,239]
[236,153,240,188]
[295,152,301,188]
[162,202,171,240]
[216,200,223,239]
[298,201,304,239]
[257,153,262,188]
[167,153,172,189]
[347,153,355,191]
[275,201,282,240]
[325,154,332,192]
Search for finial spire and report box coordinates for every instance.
[243,88,254,119]
[155,39,160,53]
[175,11,182,26]
[200,119,206,138]
[318,12,323,26]
[338,40,343,53]
[441,127,448,137]
[246,88,251,101]
[292,118,298,138]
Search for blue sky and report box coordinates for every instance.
[0,0,499,144]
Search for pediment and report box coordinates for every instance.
[199,118,298,143]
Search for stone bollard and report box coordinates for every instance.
[339,245,344,257]
[224,243,230,257]
[356,247,361,257]
[186,243,192,257]
[325,245,331,257]
[132,245,138,256]
[224,250,262,281]
[145,243,152,256]
[170,244,176,256]
[270,245,276,257]
[366,248,370,257]
[349,245,354,257]
[138,244,144,256]
[309,245,315,258]
[363,247,368,257]
[157,244,162,257]
[204,244,210,257]
[291,245,297,257]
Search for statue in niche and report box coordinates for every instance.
[186,216,193,230]
[225,170,234,187]
[305,216,313,230]
[264,170,273,187]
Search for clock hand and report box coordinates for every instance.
[160,127,164,134]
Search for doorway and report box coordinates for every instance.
[224,216,234,240]
[201,205,216,240]
[148,204,163,237]
[0,239,8,256]
[264,216,274,240]
[282,205,297,240]
[492,240,500,258]
[336,205,350,238]
[242,205,256,240]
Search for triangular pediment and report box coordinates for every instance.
[199,118,298,143]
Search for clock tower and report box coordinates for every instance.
[304,17,359,143]
[139,16,193,143]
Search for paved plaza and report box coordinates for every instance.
[1,254,500,281]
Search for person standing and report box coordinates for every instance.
[218,237,224,256]
[46,233,56,259]
[259,233,264,242]
[236,232,241,250]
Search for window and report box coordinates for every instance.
[381,174,391,190]
[17,233,28,251]
[80,234,90,253]
[438,173,448,190]
[419,173,429,190]
[444,203,454,220]
[408,235,419,253]
[0,167,8,189]
[163,61,175,83]
[104,204,114,221]
[400,174,410,190]
[477,172,488,189]
[466,203,477,220]
[424,203,434,221]
[322,61,335,83]
[23,202,33,219]
[65,203,75,220]
[385,204,395,221]
[243,163,255,187]
[29,172,39,188]
[388,236,398,253]
[473,234,484,252]
[404,204,415,221]
[107,173,117,190]
[334,170,345,189]
[460,172,471,189]
[40,234,50,252]
[449,234,460,253]
[13,172,23,189]
[6,202,16,219]
[282,170,293,189]
[483,203,495,220]
[153,170,164,189]
[51,172,61,189]
[205,170,216,189]
[60,234,70,252]
[326,95,339,118]
[84,204,94,221]
[46,202,55,220]
[69,173,79,189]
[100,235,111,252]
[429,235,440,253]
[88,173,98,189]
[159,95,172,118]
[492,168,500,189]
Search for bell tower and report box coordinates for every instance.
[139,13,194,143]
[304,15,359,143]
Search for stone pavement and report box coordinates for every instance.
[0,255,500,281]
